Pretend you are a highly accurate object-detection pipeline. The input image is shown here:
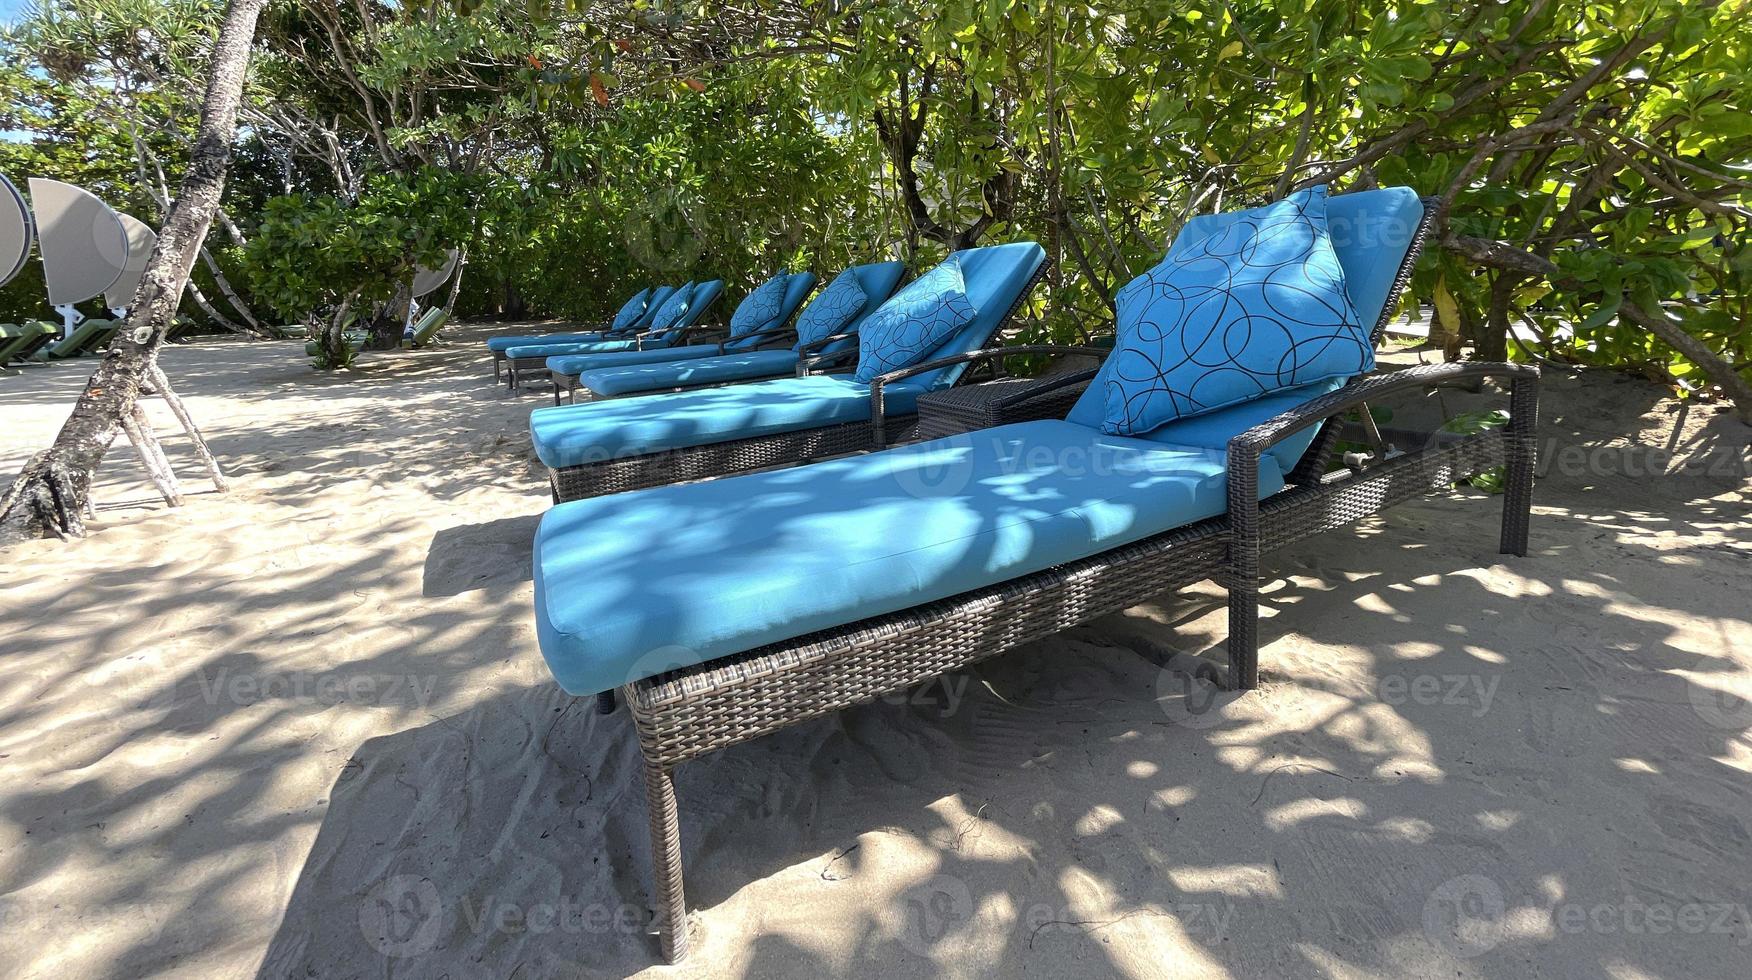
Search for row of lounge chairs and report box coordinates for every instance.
[0,318,119,365]
[483,186,1540,963]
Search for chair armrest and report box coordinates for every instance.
[1223,361,1541,638]
[717,325,796,354]
[1227,362,1540,460]
[795,330,858,355]
[799,347,858,376]
[869,345,1111,446]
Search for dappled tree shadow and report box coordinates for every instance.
[3,333,1747,978]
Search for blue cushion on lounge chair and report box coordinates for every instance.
[529,374,929,468]
[648,282,696,332]
[793,269,869,348]
[1067,187,1425,469]
[611,288,652,330]
[853,258,977,383]
[514,282,724,360]
[1101,185,1367,436]
[729,274,791,338]
[897,242,1047,390]
[576,348,801,396]
[489,332,608,353]
[547,345,724,377]
[532,419,1287,696]
[506,338,659,359]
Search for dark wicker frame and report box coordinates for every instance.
[562,201,1541,964]
[619,363,1538,963]
[550,316,810,406]
[490,318,625,383]
[545,262,1052,502]
[506,291,725,392]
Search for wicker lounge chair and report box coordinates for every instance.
[529,242,1049,503]
[529,189,1540,963]
[35,318,118,360]
[505,280,724,392]
[547,262,909,405]
[0,321,58,364]
[544,269,825,404]
[486,284,677,383]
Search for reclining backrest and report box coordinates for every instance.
[899,241,1047,390]
[677,279,724,330]
[834,260,909,352]
[727,272,817,349]
[609,287,654,331]
[789,260,908,355]
[644,282,696,334]
[627,285,679,332]
[1064,188,1429,469]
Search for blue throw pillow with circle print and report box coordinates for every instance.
[852,257,976,383]
[647,282,695,333]
[610,288,652,330]
[1101,185,1368,436]
[730,274,791,338]
[793,269,869,349]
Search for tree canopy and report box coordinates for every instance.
[2,0,1747,413]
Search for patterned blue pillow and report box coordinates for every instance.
[852,258,976,383]
[610,288,651,330]
[729,274,790,338]
[793,269,868,349]
[1101,186,1368,435]
[647,281,694,333]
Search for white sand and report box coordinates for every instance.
[1,328,1749,979]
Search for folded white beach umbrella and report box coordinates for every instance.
[104,213,159,314]
[0,173,33,288]
[27,178,129,335]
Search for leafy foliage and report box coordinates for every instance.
[1,0,1746,407]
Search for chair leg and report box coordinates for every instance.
[1226,452,1263,691]
[1499,376,1539,557]
[644,760,690,962]
[1226,579,1260,691]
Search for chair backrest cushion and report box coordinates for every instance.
[632,285,678,330]
[793,268,869,349]
[730,274,793,338]
[1066,186,1424,468]
[682,280,724,329]
[852,258,977,383]
[899,241,1046,390]
[647,282,695,333]
[610,288,652,330]
[1096,185,1366,436]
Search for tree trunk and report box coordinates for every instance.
[0,0,268,543]
[442,245,469,313]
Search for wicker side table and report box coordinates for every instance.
[913,369,1097,440]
